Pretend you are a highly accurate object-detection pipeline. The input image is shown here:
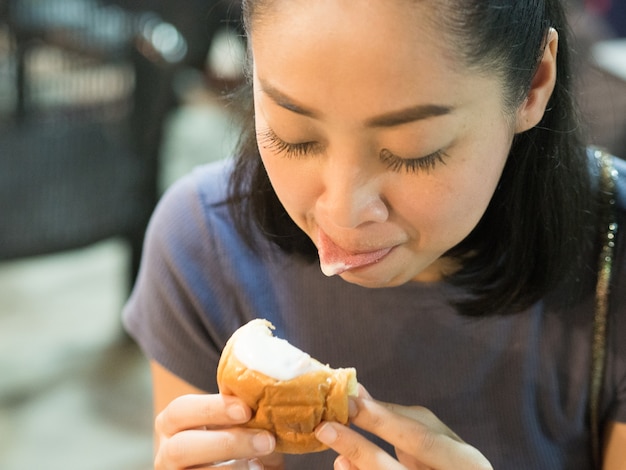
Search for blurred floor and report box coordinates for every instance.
[0,72,236,470]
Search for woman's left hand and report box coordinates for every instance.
[314,387,493,470]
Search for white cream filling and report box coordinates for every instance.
[233,320,324,381]
[320,261,348,277]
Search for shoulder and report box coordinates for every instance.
[123,159,287,389]
[155,158,233,220]
[145,159,238,256]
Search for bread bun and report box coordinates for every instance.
[217,319,358,454]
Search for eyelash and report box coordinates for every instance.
[257,127,448,174]
[257,128,322,158]
[379,148,448,174]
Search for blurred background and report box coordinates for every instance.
[0,1,624,469]
[0,1,243,468]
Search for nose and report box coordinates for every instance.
[317,152,389,229]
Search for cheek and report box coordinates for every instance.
[259,152,319,227]
[444,168,500,227]
[402,143,509,248]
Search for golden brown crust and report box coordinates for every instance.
[216,320,357,454]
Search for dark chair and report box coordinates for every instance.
[0,0,187,289]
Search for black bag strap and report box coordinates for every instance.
[590,149,619,469]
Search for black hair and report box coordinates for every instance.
[228,0,599,316]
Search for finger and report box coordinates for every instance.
[186,457,274,470]
[186,458,261,469]
[156,394,252,437]
[351,396,461,443]
[356,384,372,400]
[395,448,435,470]
[156,428,275,469]
[347,385,372,421]
[334,455,360,470]
[376,401,462,442]
[315,422,404,470]
[351,399,491,469]
[257,452,285,469]
[207,458,264,469]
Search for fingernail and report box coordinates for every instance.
[348,398,358,419]
[357,383,372,399]
[248,458,264,470]
[315,422,338,444]
[335,455,351,470]
[252,432,275,454]
[227,404,248,421]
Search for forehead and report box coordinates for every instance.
[248,0,442,50]
[249,0,493,118]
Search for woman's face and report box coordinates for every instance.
[250,0,519,287]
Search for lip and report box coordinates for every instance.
[317,229,396,276]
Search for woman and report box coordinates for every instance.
[123,0,626,468]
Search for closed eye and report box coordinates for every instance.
[256,128,322,158]
[379,148,448,174]
[257,127,449,173]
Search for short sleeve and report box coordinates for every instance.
[122,161,247,391]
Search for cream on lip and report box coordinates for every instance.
[320,247,393,276]
[317,229,394,276]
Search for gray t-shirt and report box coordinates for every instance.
[123,158,626,469]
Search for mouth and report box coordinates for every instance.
[317,229,395,276]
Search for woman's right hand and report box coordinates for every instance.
[154,393,282,470]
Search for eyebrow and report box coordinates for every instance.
[259,80,453,128]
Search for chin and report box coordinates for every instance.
[338,258,442,287]
[338,270,414,289]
